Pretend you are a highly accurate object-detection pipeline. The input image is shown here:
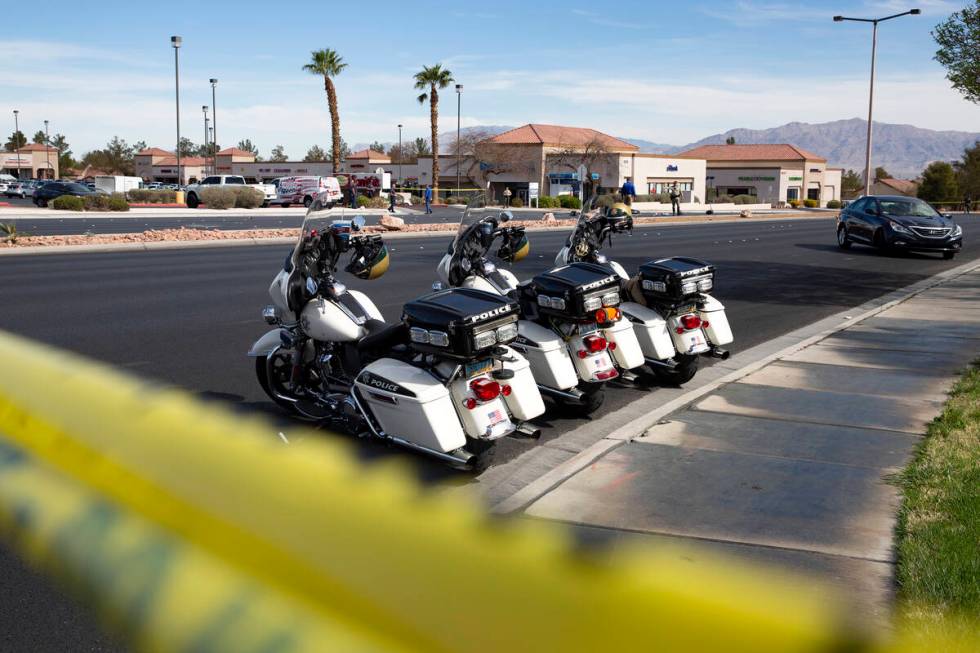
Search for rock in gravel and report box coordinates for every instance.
[380,215,405,231]
[740,210,752,218]
[542,212,557,224]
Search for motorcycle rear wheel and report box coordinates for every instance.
[572,381,605,416]
[653,354,699,386]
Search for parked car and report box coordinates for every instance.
[837,195,963,259]
[271,176,343,208]
[32,181,95,207]
[4,181,35,198]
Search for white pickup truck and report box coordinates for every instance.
[184,175,276,208]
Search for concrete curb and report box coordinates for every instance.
[489,256,980,515]
[0,214,837,257]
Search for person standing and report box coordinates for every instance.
[503,187,512,207]
[965,194,972,215]
[669,183,681,216]
[389,182,397,213]
[424,184,433,214]
[348,177,357,209]
[620,176,636,206]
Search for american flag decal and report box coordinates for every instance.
[487,409,505,424]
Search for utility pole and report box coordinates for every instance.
[210,78,218,175]
[455,84,463,196]
[171,36,182,187]
[43,120,50,178]
[12,109,22,179]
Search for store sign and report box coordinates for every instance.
[738,176,775,181]
[788,176,802,181]
[666,164,678,172]
[528,182,539,202]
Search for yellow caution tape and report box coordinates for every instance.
[0,329,975,652]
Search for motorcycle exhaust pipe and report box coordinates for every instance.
[537,384,586,402]
[708,347,730,360]
[644,357,678,370]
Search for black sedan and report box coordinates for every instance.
[837,195,963,259]
[32,181,95,207]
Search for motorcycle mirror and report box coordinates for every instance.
[306,277,318,295]
[351,215,366,231]
[498,210,513,223]
[432,281,445,291]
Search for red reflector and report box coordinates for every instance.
[702,320,710,328]
[596,369,618,380]
[464,397,477,410]
[680,314,702,330]
[469,378,501,402]
[502,384,512,397]
[608,341,617,350]
[577,350,588,359]
[675,327,685,334]
[583,334,608,353]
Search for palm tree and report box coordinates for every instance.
[414,64,454,197]
[303,49,348,173]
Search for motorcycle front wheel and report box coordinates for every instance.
[255,352,332,420]
[652,354,699,386]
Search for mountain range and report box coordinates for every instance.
[367,119,979,179]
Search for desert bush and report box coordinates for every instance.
[52,195,85,211]
[83,193,111,210]
[826,199,842,209]
[788,199,801,208]
[559,194,582,209]
[537,196,560,208]
[108,193,130,211]
[510,196,524,208]
[356,195,387,209]
[0,222,17,243]
[128,189,176,203]
[127,189,147,202]
[708,194,734,204]
[232,186,264,209]
[804,198,819,208]
[732,194,757,205]
[200,187,236,209]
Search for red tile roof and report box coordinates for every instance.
[136,147,174,156]
[153,156,206,166]
[679,143,826,162]
[217,147,257,157]
[347,148,390,160]
[877,178,918,194]
[17,143,59,152]
[488,124,639,151]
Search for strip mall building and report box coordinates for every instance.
[133,126,841,207]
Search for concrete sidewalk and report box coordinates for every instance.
[515,267,980,627]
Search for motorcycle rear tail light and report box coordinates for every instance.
[680,314,702,330]
[501,384,512,397]
[583,334,608,353]
[470,378,501,402]
[594,307,621,324]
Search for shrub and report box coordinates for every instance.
[200,187,236,209]
[108,193,130,212]
[788,199,801,208]
[559,194,582,209]
[709,194,734,204]
[83,193,111,211]
[356,195,371,208]
[52,195,85,211]
[732,194,757,205]
[0,222,17,243]
[232,186,264,209]
[826,199,842,209]
[510,196,524,208]
[127,188,146,202]
[127,189,176,203]
[804,198,819,208]
[356,195,387,209]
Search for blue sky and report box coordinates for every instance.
[5,0,978,158]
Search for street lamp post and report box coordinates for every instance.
[171,36,182,187]
[833,8,920,196]
[43,120,50,179]
[202,105,209,176]
[12,109,21,179]
[210,78,218,175]
[455,84,463,197]
[397,124,403,185]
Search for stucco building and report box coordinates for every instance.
[870,177,918,197]
[679,144,842,207]
[0,143,59,179]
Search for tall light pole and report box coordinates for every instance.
[834,8,920,196]
[210,78,218,175]
[171,36,182,186]
[455,84,463,196]
[202,105,209,176]
[12,109,21,179]
[43,119,50,179]
[397,124,403,185]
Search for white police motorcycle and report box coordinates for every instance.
[556,199,733,385]
[248,206,544,468]
[436,194,645,414]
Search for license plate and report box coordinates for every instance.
[465,359,493,378]
[686,330,709,353]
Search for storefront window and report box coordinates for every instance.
[787,187,800,201]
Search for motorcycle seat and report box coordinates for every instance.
[358,320,407,354]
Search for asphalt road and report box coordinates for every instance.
[0,214,977,650]
[2,205,479,235]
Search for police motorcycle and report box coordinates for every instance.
[435,194,645,414]
[248,206,545,468]
[556,199,733,385]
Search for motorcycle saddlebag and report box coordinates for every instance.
[638,257,715,303]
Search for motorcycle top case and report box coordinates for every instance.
[519,262,622,322]
[638,257,715,303]
[402,287,520,360]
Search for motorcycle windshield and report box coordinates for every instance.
[449,192,497,258]
[564,193,602,261]
[292,203,364,261]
